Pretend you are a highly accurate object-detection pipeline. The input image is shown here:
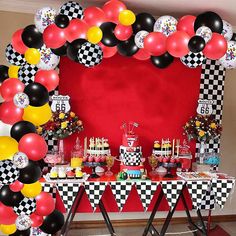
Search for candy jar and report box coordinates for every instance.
[71,137,83,168]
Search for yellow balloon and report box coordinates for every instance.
[24,48,41,65]
[0,224,17,235]
[8,65,20,78]
[23,103,52,126]
[119,10,136,26]
[87,26,103,44]
[0,136,18,161]
[21,181,42,198]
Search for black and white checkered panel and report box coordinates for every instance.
[0,160,19,185]
[41,182,57,200]
[161,180,185,210]
[78,42,103,68]
[187,180,210,209]
[84,182,107,211]
[123,152,142,166]
[57,183,81,212]
[196,59,226,155]
[181,52,206,68]
[110,181,133,211]
[59,1,84,20]
[14,197,36,215]
[211,178,235,208]
[5,43,26,66]
[199,186,215,210]
[135,181,159,211]
[18,63,38,86]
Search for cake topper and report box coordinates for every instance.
[120,121,139,134]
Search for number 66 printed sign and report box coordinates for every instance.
[51,95,71,113]
[197,99,213,115]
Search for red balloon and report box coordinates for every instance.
[133,48,150,60]
[99,43,117,58]
[35,192,55,216]
[12,29,28,54]
[65,19,89,42]
[0,101,23,125]
[144,32,167,56]
[43,24,66,49]
[0,202,18,224]
[35,70,59,92]
[114,24,133,41]
[30,212,44,227]
[19,133,48,161]
[9,180,24,192]
[84,7,107,27]
[166,31,190,58]
[102,0,127,23]
[0,78,25,101]
[203,33,227,60]
[177,15,196,37]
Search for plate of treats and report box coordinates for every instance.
[177,172,217,180]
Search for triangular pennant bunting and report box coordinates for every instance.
[187,180,209,209]
[57,183,81,212]
[199,186,215,210]
[41,182,57,200]
[84,182,107,211]
[211,178,235,208]
[161,180,185,209]
[136,181,159,211]
[110,181,133,211]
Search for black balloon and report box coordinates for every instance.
[10,229,31,236]
[194,11,223,34]
[0,65,9,84]
[100,22,119,47]
[51,41,69,56]
[132,13,155,34]
[55,14,70,28]
[188,35,205,53]
[18,160,42,184]
[0,185,24,207]
[117,36,139,57]
[40,210,65,234]
[24,82,49,107]
[11,121,36,142]
[151,52,174,69]
[67,39,87,62]
[22,25,44,48]
[231,33,236,42]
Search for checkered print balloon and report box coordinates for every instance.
[181,52,206,68]
[18,63,38,85]
[59,1,84,21]
[14,197,36,215]
[5,44,26,66]
[78,42,103,67]
[0,160,19,185]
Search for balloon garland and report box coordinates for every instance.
[0,1,236,235]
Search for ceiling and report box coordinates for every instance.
[0,0,236,26]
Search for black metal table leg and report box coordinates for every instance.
[142,190,164,236]
[99,199,116,236]
[197,209,207,235]
[150,224,160,236]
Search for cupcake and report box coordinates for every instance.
[75,167,83,179]
[58,167,66,179]
[50,167,58,179]
[66,168,75,179]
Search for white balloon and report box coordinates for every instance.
[37,45,60,70]
[222,20,233,41]
[134,30,149,48]
[153,15,177,36]
[13,92,29,108]
[219,41,236,69]
[34,7,57,33]
[0,121,12,136]
[13,152,29,169]
[196,26,212,43]
[16,215,32,231]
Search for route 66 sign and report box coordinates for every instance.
[51,95,71,113]
[197,99,213,115]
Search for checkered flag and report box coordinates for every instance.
[0,160,19,185]
[161,180,185,209]
[57,183,81,212]
[41,182,57,200]
[211,178,235,208]
[180,52,206,68]
[136,181,159,211]
[84,182,107,211]
[14,197,36,215]
[110,181,133,211]
[187,180,210,209]
[199,186,215,210]
[18,63,38,86]
[59,1,84,20]
[123,152,142,166]
[5,44,26,66]
[78,42,103,67]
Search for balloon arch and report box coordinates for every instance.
[0,1,236,235]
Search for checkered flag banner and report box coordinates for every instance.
[110,181,133,211]
[57,183,81,212]
[211,178,235,208]
[41,182,57,200]
[199,186,215,210]
[59,1,84,20]
[84,182,107,211]
[187,180,210,209]
[136,181,159,211]
[161,180,185,209]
